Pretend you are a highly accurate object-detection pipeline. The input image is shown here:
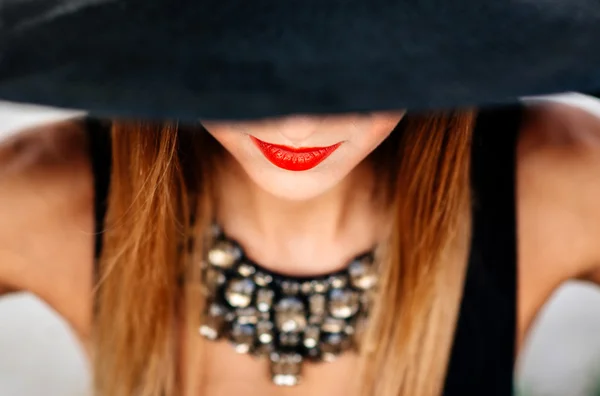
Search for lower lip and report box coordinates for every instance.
[250,136,342,171]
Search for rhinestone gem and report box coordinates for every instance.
[281,280,300,295]
[254,271,273,287]
[270,353,302,387]
[204,267,225,295]
[279,332,301,346]
[237,262,256,277]
[256,342,275,356]
[303,325,320,349]
[308,347,320,358]
[199,312,225,340]
[308,294,326,316]
[225,311,236,322]
[321,336,340,362]
[321,333,347,362]
[275,297,307,333]
[321,317,346,333]
[231,322,255,354]
[312,280,328,294]
[301,281,312,294]
[348,257,377,290]
[259,311,270,321]
[225,278,255,308]
[328,275,348,289]
[199,320,221,340]
[236,307,258,325]
[208,224,222,238]
[257,321,274,344]
[200,303,228,340]
[329,289,360,319]
[207,240,242,268]
[208,302,227,316]
[256,289,275,312]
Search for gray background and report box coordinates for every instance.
[1,97,599,396]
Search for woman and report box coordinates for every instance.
[1,97,600,396]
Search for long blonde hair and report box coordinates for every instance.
[94,110,475,396]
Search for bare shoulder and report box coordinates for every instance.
[517,102,600,342]
[0,119,94,341]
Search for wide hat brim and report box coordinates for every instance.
[1,0,600,121]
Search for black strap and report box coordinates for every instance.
[85,118,112,276]
[443,105,522,396]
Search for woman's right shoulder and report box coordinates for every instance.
[0,119,95,341]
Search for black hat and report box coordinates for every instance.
[1,0,600,120]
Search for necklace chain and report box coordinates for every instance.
[198,225,378,386]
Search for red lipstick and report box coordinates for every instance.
[250,136,341,171]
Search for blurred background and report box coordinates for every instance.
[1,96,599,396]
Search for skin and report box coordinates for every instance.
[202,112,401,277]
[0,104,599,395]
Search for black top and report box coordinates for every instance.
[87,106,522,396]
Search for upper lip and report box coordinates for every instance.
[250,138,341,152]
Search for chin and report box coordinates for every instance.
[249,168,346,201]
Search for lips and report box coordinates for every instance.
[250,136,342,171]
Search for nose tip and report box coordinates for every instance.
[277,115,323,145]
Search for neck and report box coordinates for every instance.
[213,156,384,276]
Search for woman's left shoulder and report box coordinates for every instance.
[515,100,600,342]
[517,100,600,284]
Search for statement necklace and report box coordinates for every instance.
[199,226,378,386]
